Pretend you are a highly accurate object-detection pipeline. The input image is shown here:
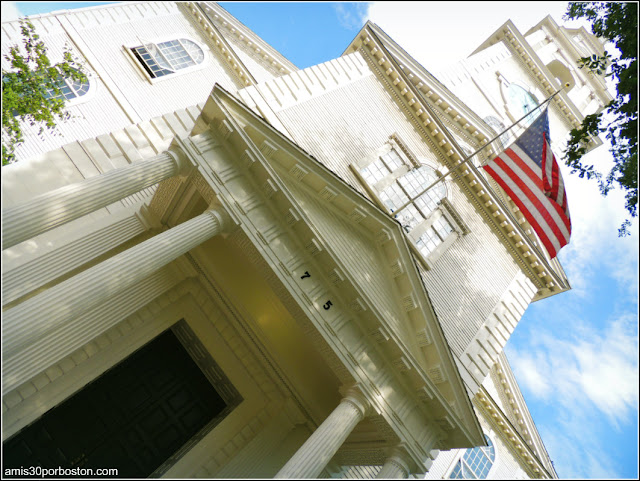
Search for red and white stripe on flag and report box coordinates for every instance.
[483,110,571,259]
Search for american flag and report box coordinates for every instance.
[483,110,571,259]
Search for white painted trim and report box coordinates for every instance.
[61,70,98,107]
[56,14,142,124]
[123,35,210,84]
[442,431,497,479]
[408,209,442,243]
[352,140,464,271]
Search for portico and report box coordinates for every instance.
[2,85,484,478]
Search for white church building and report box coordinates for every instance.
[1,2,610,478]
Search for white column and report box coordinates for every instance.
[2,150,190,249]
[2,214,148,306]
[376,448,411,479]
[275,390,369,479]
[2,207,230,379]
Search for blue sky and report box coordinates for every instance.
[3,2,638,479]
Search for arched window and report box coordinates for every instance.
[448,435,496,479]
[546,59,575,91]
[505,83,539,127]
[356,134,467,264]
[132,39,205,79]
[44,71,91,101]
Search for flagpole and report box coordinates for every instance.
[392,86,566,216]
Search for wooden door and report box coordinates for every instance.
[3,329,227,477]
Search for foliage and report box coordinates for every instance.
[2,19,86,166]
[563,2,637,236]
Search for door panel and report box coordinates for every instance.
[3,328,227,478]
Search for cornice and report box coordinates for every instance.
[190,2,297,78]
[344,24,496,150]
[345,24,568,297]
[474,388,556,479]
[180,2,256,87]
[491,365,537,453]
[493,354,556,475]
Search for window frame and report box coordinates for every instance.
[123,35,209,84]
[496,74,544,131]
[43,69,96,106]
[482,116,512,150]
[4,65,96,109]
[351,133,468,269]
[446,434,497,479]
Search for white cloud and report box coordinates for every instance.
[508,313,638,477]
[1,2,22,21]
[574,316,639,424]
[558,147,639,299]
[539,424,624,479]
[333,3,370,32]
[509,352,552,398]
[364,2,583,73]
[509,314,639,426]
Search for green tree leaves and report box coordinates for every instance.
[2,20,86,166]
[564,2,637,236]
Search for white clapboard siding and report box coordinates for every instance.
[226,34,286,84]
[420,181,521,357]
[247,52,523,358]
[460,271,537,388]
[61,2,241,120]
[2,2,242,163]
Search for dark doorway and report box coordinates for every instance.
[3,329,227,478]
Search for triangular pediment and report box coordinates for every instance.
[184,2,298,88]
[342,22,571,299]
[189,84,484,451]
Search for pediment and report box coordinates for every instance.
[183,2,297,88]
[185,84,484,451]
[343,22,571,299]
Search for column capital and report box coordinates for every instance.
[386,447,411,474]
[136,204,163,230]
[341,386,370,418]
[375,446,412,479]
[166,146,194,174]
[275,387,369,478]
[205,205,234,234]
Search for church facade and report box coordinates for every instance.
[1,3,610,478]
